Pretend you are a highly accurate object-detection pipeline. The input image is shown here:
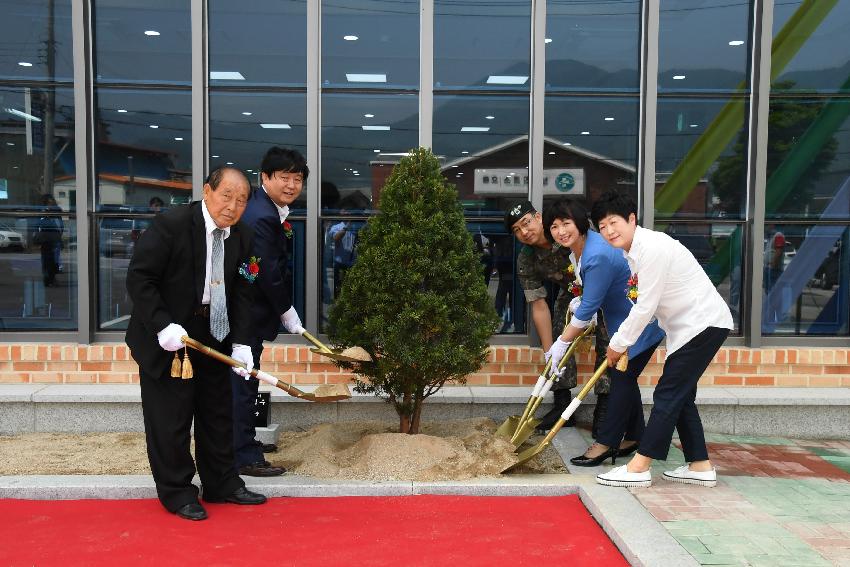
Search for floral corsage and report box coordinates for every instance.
[238,256,261,283]
[626,273,638,302]
[566,263,582,297]
[282,220,293,239]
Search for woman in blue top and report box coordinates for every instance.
[543,198,665,466]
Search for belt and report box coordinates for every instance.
[194,304,210,318]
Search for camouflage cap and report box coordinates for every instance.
[504,200,536,232]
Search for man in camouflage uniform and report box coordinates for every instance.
[506,201,611,435]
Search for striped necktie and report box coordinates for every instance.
[209,228,230,341]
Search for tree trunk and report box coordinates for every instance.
[398,391,412,433]
[409,396,424,434]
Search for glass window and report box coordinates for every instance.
[0,85,76,211]
[209,91,307,211]
[764,97,850,221]
[320,217,365,328]
[94,89,192,210]
[467,222,525,334]
[94,0,191,85]
[320,93,418,213]
[659,0,753,93]
[433,94,529,216]
[322,0,419,90]
[434,0,530,90]
[655,97,749,220]
[544,96,639,209]
[659,221,745,334]
[0,212,76,330]
[546,0,640,92]
[762,224,849,336]
[0,0,74,82]
[772,0,850,94]
[209,0,307,88]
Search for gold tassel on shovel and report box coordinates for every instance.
[170,352,182,378]
[181,347,194,379]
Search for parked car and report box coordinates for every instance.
[0,224,26,251]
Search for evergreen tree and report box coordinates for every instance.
[328,147,500,434]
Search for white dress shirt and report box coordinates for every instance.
[609,225,733,356]
[200,200,231,304]
[262,185,290,223]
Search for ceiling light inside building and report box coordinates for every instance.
[486,75,528,85]
[174,137,183,141]
[580,131,590,135]
[117,109,127,113]
[344,35,358,41]
[226,161,234,165]
[673,75,686,80]
[144,30,160,36]
[545,38,552,44]
[373,149,380,153]
[461,151,469,154]
[18,61,33,67]
[689,124,699,128]
[210,71,246,80]
[149,125,158,129]
[242,112,252,116]
[461,126,489,132]
[362,125,390,131]
[728,40,745,46]
[485,115,495,120]
[548,151,555,155]
[604,117,614,121]
[4,107,41,122]
[364,113,374,118]
[260,123,291,129]
[212,155,220,158]
[346,73,386,83]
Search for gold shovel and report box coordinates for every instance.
[301,330,373,364]
[182,336,352,402]
[501,353,629,473]
[496,324,595,447]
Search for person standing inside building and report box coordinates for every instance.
[542,197,664,467]
[504,200,611,434]
[235,146,309,476]
[125,167,266,520]
[591,191,732,488]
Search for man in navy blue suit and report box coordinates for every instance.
[233,147,309,476]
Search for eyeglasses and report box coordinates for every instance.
[514,215,535,233]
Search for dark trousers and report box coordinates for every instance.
[231,337,264,468]
[596,341,660,449]
[638,327,729,461]
[139,316,244,512]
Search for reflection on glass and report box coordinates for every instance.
[659,222,744,334]
[467,223,524,334]
[94,0,191,85]
[0,213,76,330]
[320,218,364,328]
[546,0,640,92]
[209,0,307,87]
[0,0,74,81]
[433,94,529,215]
[434,0,530,90]
[658,0,753,93]
[321,93,418,213]
[655,97,748,219]
[772,0,850,93]
[95,89,191,210]
[544,96,639,209]
[209,91,307,211]
[322,0,418,89]
[762,225,849,336]
[0,86,76,211]
[765,98,850,220]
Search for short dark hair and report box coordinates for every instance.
[205,167,250,196]
[542,198,590,242]
[590,191,637,226]
[261,146,309,181]
[149,196,165,207]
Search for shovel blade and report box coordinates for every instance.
[510,418,541,448]
[495,415,522,438]
[501,438,550,473]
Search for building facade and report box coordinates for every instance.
[0,0,847,357]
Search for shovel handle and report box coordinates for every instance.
[301,330,333,353]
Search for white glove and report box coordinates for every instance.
[281,306,305,335]
[157,323,187,352]
[231,344,254,380]
[545,337,571,373]
[569,296,582,314]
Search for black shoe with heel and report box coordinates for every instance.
[570,445,617,467]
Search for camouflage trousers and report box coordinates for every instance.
[550,298,611,395]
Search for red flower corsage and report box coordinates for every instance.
[626,273,638,302]
[566,263,582,297]
[282,221,293,239]
[238,256,261,283]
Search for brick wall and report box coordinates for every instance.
[0,344,848,387]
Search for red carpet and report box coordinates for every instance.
[0,495,627,566]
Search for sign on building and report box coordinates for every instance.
[473,168,585,196]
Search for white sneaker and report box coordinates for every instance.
[596,465,652,488]
[662,464,717,487]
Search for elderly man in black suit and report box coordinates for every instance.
[232,147,308,476]
[125,166,267,521]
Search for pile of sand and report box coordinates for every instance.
[0,418,565,479]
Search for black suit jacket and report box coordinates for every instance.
[240,187,293,341]
[125,201,255,378]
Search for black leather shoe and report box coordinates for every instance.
[261,443,278,453]
[175,502,207,521]
[239,461,286,476]
[570,445,617,467]
[205,486,267,505]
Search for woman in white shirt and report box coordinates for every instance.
[590,191,733,488]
